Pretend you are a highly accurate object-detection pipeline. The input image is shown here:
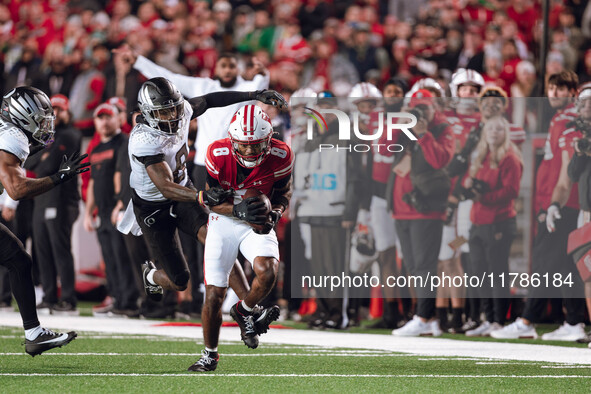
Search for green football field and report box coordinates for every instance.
[1,326,591,393]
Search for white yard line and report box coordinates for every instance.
[0,373,590,378]
[0,352,413,357]
[1,312,590,364]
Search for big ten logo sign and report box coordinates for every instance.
[306,173,337,190]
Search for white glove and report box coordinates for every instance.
[546,204,562,233]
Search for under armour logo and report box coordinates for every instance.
[211,216,219,221]
[253,181,263,186]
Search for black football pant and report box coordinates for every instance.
[522,208,585,325]
[0,215,13,304]
[133,192,208,292]
[96,213,140,310]
[0,223,40,329]
[33,204,79,305]
[309,225,345,322]
[469,218,516,324]
[395,218,443,320]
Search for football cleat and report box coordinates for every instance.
[490,318,538,339]
[141,261,163,302]
[253,305,280,335]
[25,328,77,357]
[230,303,259,349]
[187,349,219,372]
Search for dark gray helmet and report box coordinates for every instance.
[1,86,55,145]
[137,77,185,135]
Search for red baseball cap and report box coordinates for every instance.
[106,96,126,113]
[50,94,69,111]
[409,89,434,108]
[93,103,118,117]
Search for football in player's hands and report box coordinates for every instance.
[234,188,273,233]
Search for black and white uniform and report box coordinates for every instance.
[0,118,40,330]
[119,101,208,288]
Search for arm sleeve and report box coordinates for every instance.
[134,55,210,97]
[417,127,455,169]
[479,155,522,205]
[188,91,255,119]
[134,154,165,168]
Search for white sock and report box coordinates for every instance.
[241,301,253,312]
[147,269,157,285]
[25,326,43,341]
[205,347,218,353]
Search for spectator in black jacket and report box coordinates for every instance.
[29,94,82,315]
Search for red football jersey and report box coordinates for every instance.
[535,104,580,212]
[444,110,481,151]
[205,138,294,199]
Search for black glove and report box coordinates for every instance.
[49,152,90,186]
[233,196,268,224]
[254,90,288,110]
[258,209,282,235]
[199,187,234,206]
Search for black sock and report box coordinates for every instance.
[451,308,463,328]
[385,301,400,324]
[436,307,448,328]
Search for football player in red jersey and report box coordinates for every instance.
[364,80,406,329]
[202,104,293,365]
[438,69,484,334]
[492,71,586,341]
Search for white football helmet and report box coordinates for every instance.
[228,104,273,168]
[406,77,446,98]
[450,68,485,98]
[291,88,317,108]
[348,82,382,103]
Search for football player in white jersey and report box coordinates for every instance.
[0,86,89,356]
[118,77,287,372]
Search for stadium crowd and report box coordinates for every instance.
[1,0,591,346]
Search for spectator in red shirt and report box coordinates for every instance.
[391,89,455,337]
[466,116,523,337]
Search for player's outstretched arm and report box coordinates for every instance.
[188,90,288,118]
[0,151,89,200]
[146,161,204,202]
[146,161,233,205]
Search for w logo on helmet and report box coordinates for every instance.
[241,105,258,136]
